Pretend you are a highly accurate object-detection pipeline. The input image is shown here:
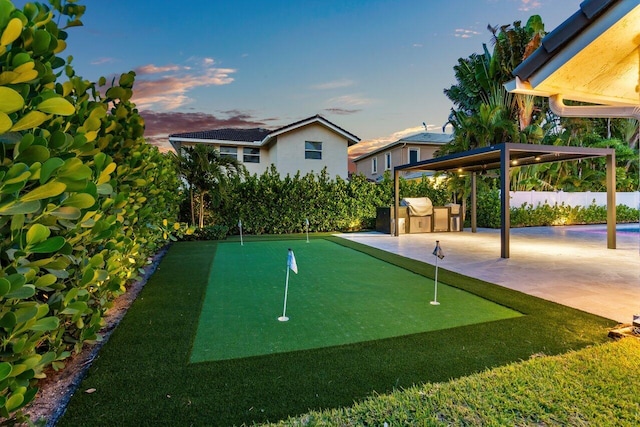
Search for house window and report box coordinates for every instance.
[220,146,237,160]
[409,148,420,164]
[243,147,260,163]
[372,158,378,174]
[305,141,322,160]
[385,152,392,170]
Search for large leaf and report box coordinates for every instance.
[5,284,35,300]
[37,97,75,116]
[29,316,59,331]
[30,236,65,253]
[50,206,81,219]
[34,274,57,289]
[62,193,95,209]
[16,145,50,164]
[0,87,24,114]
[4,392,24,413]
[0,111,11,133]
[0,17,22,46]
[26,223,49,245]
[32,29,51,55]
[0,363,12,382]
[40,157,65,183]
[0,278,10,296]
[20,180,66,202]
[0,200,41,215]
[10,111,50,132]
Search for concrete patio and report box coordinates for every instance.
[337,224,640,324]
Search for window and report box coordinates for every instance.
[305,141,322,160]
[385,152,392,170]
[409,148,419,164]
[372,157,378,174]
[220,146,237,160]
[243,147,260,163]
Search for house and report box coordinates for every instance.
[352,132,453,181]
[168,115,360,179]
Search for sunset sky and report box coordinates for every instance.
[18,0,582,156]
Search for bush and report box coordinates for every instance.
[0,1,182,422]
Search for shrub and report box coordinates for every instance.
[0,1,182,422]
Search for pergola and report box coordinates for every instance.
[393,142,616,258]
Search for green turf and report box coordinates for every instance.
[57,236,616,427]
[192,239,520,361]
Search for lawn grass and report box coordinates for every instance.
[267,338,640,426]
[57,235,617,427]
[192,239,520,362]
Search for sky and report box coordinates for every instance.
[16,0,582,158]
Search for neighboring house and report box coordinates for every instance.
[352,132,453,182]
[168,115,360,179]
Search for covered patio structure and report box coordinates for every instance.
[392,143,616,258]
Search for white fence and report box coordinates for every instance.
[509,191,639,208]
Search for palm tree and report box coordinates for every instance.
[171,144,246,228]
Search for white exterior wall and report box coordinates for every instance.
[510,191,639,209]
[354,143,442,181]
[272,123,349,179]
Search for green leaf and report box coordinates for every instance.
[0,278,10,296]
[61,301,87,315]
[26,223,49,245]
[10,111,50,132]
[50,206,81,219]
[30,236,65,253]
[5,284,35,299]
[34,274,57,289]
[62,193,95,209]
[5,392,24,412]
[0,363,12,382]
[29,316,59,331]
[40,157,65,183]
[37,97,75,116]
[16,144,50,163]
[32,29,51,55]
[0,200,41,215]
[0,312,16,328]
[0,87,24,114]
[0,111,11,133]
[20,180,66,202]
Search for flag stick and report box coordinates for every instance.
[279,259,290,322]
[305,218,309,243]
[431,255,440,305]
[431,240,443,305]
[238,220,243,246]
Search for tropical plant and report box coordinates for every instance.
[172,144,246,229]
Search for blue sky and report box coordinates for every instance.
[18,0,582,156]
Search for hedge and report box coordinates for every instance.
[0,1,183,422]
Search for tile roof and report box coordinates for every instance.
[169,128,271,142]
[352,132,453,162]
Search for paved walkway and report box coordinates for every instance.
[336,224,640,324]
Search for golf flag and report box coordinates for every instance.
[288,249,298,274]
[238,219,242,228]
[433,241,444,259]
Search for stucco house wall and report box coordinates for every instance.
[273,124,349,178]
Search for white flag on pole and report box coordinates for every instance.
[287,249,298,274]
[432,241,444,259]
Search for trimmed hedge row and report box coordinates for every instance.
[477,189,639,227]
[210,167,450,235]
[0,1,182,422]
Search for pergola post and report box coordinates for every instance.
[471,171,477,233]
[500,146,510,258]
[394,169,400,237]
[606,152,616,249]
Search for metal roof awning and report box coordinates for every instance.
[392,143,617,258]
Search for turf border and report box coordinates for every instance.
[57,236,616,427]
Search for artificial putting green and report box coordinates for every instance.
[191,239,521,362]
